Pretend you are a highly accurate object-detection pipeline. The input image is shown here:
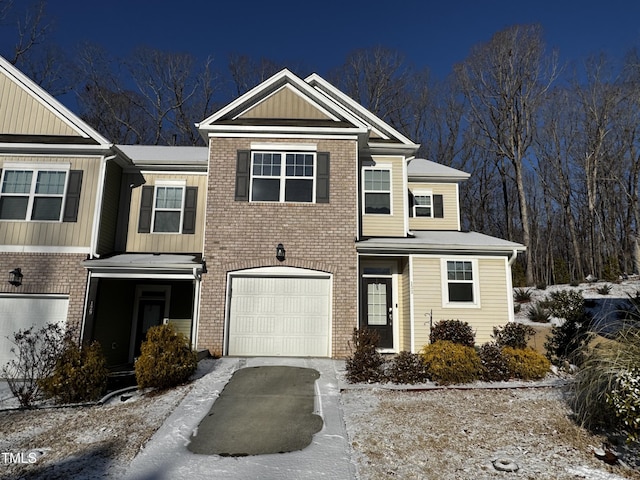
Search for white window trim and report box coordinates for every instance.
[0,163,71,222]
[249,151,317,203]
[440,258,481,308]
[151,180,186,234]
[362,164,393,215]
[411,189,433,218]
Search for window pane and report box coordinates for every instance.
[154,211,180,232]
[286,153,314,177]
[449,283,474,302]
[0,196,28,219]
[2,171,32,194]
[31,197,62,220]
[254,153,281,176]
[414,195,431,206]
[252,178,280,201]
[415,206,432,217]
[285,179,313,202]
[447,261,473,281]
[365,170,390,191]
[156,187,183,209]
[367,282,387,326]
[365,192,390,214]
[35,171,66,194]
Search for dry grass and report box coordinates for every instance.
[342,386,640,480]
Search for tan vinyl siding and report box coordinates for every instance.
[96,161,122,255]
[0,74,78,136]
[240,86,332,120]
[411,256,510,347]
[126,173,206,253]
[361,155,405,237]
[409,182,459,231]
[399,258,411,351]
[0,156,100,247]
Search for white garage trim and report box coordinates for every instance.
[225,267,332,357]
[0,294,69,371]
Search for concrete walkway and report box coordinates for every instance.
[124,357,357,480]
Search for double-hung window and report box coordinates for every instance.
[363,167,391,214]
[153,185,184,233]
[250,152,315,203]
[413,191,433,217]
[443,259,479,306]
[0,166,69,221]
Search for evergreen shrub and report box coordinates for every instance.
[135,323,197,389]
[478,343,510,382]
[385,351,428,384]
[345,329,384,383]
[420,340,482,385]
[502,347,550,380]
[429,319,475,347]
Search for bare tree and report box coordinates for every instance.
[227,54,285,97]
[455,24,559,285]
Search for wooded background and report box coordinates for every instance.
[4,2,640,287]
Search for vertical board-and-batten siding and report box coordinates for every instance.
[126,173,206,253]
[0,156,100,247]
[411,256,510,347]
[408,182,460,231]
[0,73,78,136]
[361,155,405,237]
[239,86,332,121]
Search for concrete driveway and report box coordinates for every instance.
[124,357,357,480]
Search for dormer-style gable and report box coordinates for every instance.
[0,56,111,150]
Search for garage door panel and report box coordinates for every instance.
[229,275,330,357]
[0,296,69,370]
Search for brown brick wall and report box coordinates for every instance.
[199,137,358,358]
[0,252,88,333]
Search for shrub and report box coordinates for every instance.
[527,303,550,323]
[135,323,197,389]
[502,347,550,380]
[536,282,547,291]
[571,327,640,435]
[345,329,385,383]
[547,289,587,321]
[429,319,475,347]
[478,343,510,382]
[492,322,536,349]
[1,323,65,407]
[596,284,612,295]
[385,351,428,384]
[39,339,108,404]
[420,340,482,385]
[606,369,640,443]
[513,288,533,303]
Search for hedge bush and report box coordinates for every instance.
[39,339,107,404]
[420,340,482,385]
[502,347,550,380]
[429,320,475,347]
[385,351,428,384]
[492,322,536,349]
[478,343,510,382]
[345,329,385,383]
[135,324,197,389]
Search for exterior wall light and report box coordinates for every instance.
[8,268,23,287]
[276,243,286,262]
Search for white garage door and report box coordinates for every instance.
[228,274,331,357]
[0,295,69,370]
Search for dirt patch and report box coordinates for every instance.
[342,386,640,480]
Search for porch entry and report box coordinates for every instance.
[131,286,170,360]
[362,277,393,348]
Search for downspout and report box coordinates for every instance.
[508,248,519,266]
[192,266,202,350]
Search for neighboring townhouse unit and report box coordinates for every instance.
[0,58,525,369]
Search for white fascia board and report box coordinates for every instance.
[0,57,111,145]
[204,124,367,135]
[367,141,421,155]
[0,143,114,154]
[306,73,417,146]
[208,132,360,141]
[356,243,526,255]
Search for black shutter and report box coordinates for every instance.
[408,190,414,217]
[316,152,330,203]
[434,194,444,218]
[138,186,154,233]
[235,150,250,201]
[63,170,83,222]
[182,186,197,234]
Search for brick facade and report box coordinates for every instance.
[0,252,88,332]
[198,137,358,358]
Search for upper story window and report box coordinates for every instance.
[138,182,198,235]
[413,192,433,217]
[251,152,315,203]
[363,167,391,214]
[153,185,185,233]
[0,165,77,222]
[442,259,479,307]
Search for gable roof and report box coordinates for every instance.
[407,158,470,182]
[197,69,419,155]
[0,55,111,150]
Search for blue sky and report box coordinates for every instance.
[7,0,640,78]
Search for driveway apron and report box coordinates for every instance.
[124,357,356,480]
[188,365,323,455]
